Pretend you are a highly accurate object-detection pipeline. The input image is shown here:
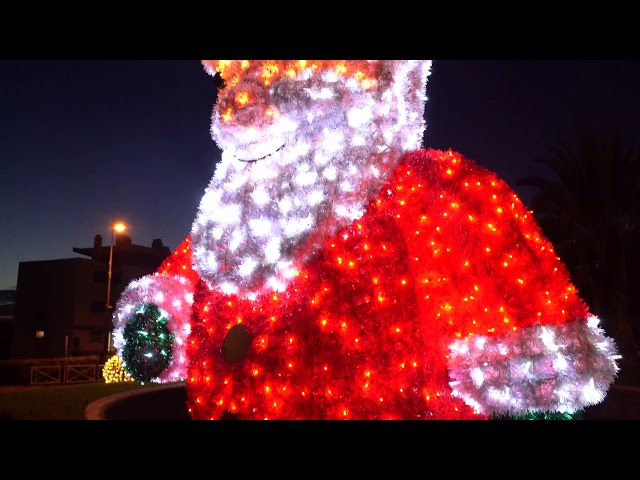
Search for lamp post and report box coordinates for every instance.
[106,221,126,356]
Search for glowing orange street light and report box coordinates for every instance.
[106,222,126,310]
[105,221,126,356]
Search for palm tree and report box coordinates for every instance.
[516,128,640,361]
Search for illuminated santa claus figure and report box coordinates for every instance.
[112,60,620,420]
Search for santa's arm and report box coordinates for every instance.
[111,236,199,383]
[401,149,620,416]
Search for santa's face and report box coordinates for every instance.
[191,61,431,296]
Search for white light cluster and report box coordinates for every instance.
[447,317,620,416]
[251,185,269,205]
[111,273,194,382]
[191,61,432,295]
[264,238,281,263]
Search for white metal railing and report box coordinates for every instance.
[30,364,105,385]
[30,365,61,385]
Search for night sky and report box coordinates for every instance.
[1,59,639,290]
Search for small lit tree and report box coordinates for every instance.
[102,354,134,383]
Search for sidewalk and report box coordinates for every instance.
[88,367,640,421]
[11,355,638,420]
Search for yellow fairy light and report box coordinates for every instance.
[235,91,249,106]
[101,354,133,383]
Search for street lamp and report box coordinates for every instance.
[106,221,126,310]
[106,221,126,356]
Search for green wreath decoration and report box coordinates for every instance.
[122,303,175,383]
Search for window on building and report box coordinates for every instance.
[35,330,45,339]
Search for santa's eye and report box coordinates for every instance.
[213,72,226,89]
[222,324,252,363]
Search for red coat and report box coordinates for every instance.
[152,148,618,419]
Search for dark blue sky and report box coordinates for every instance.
[1,60,639,290]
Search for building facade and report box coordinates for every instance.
[11,234,171,360]
[0,290,16,360]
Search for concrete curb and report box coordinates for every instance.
[82,380,640,420]
[84,381,186,420]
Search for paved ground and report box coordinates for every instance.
[8,356,638,420]
[89,376,640,420]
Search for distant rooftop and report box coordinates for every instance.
[72,234,172,270]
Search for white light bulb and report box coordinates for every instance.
[238,257,258,276]
[251,185,270,205]
[249,218,272,237]
[264,238,281,264]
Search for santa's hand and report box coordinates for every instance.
[111,273,194,384]
[447,316,620,417]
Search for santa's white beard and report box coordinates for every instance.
[191,135,405,296]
